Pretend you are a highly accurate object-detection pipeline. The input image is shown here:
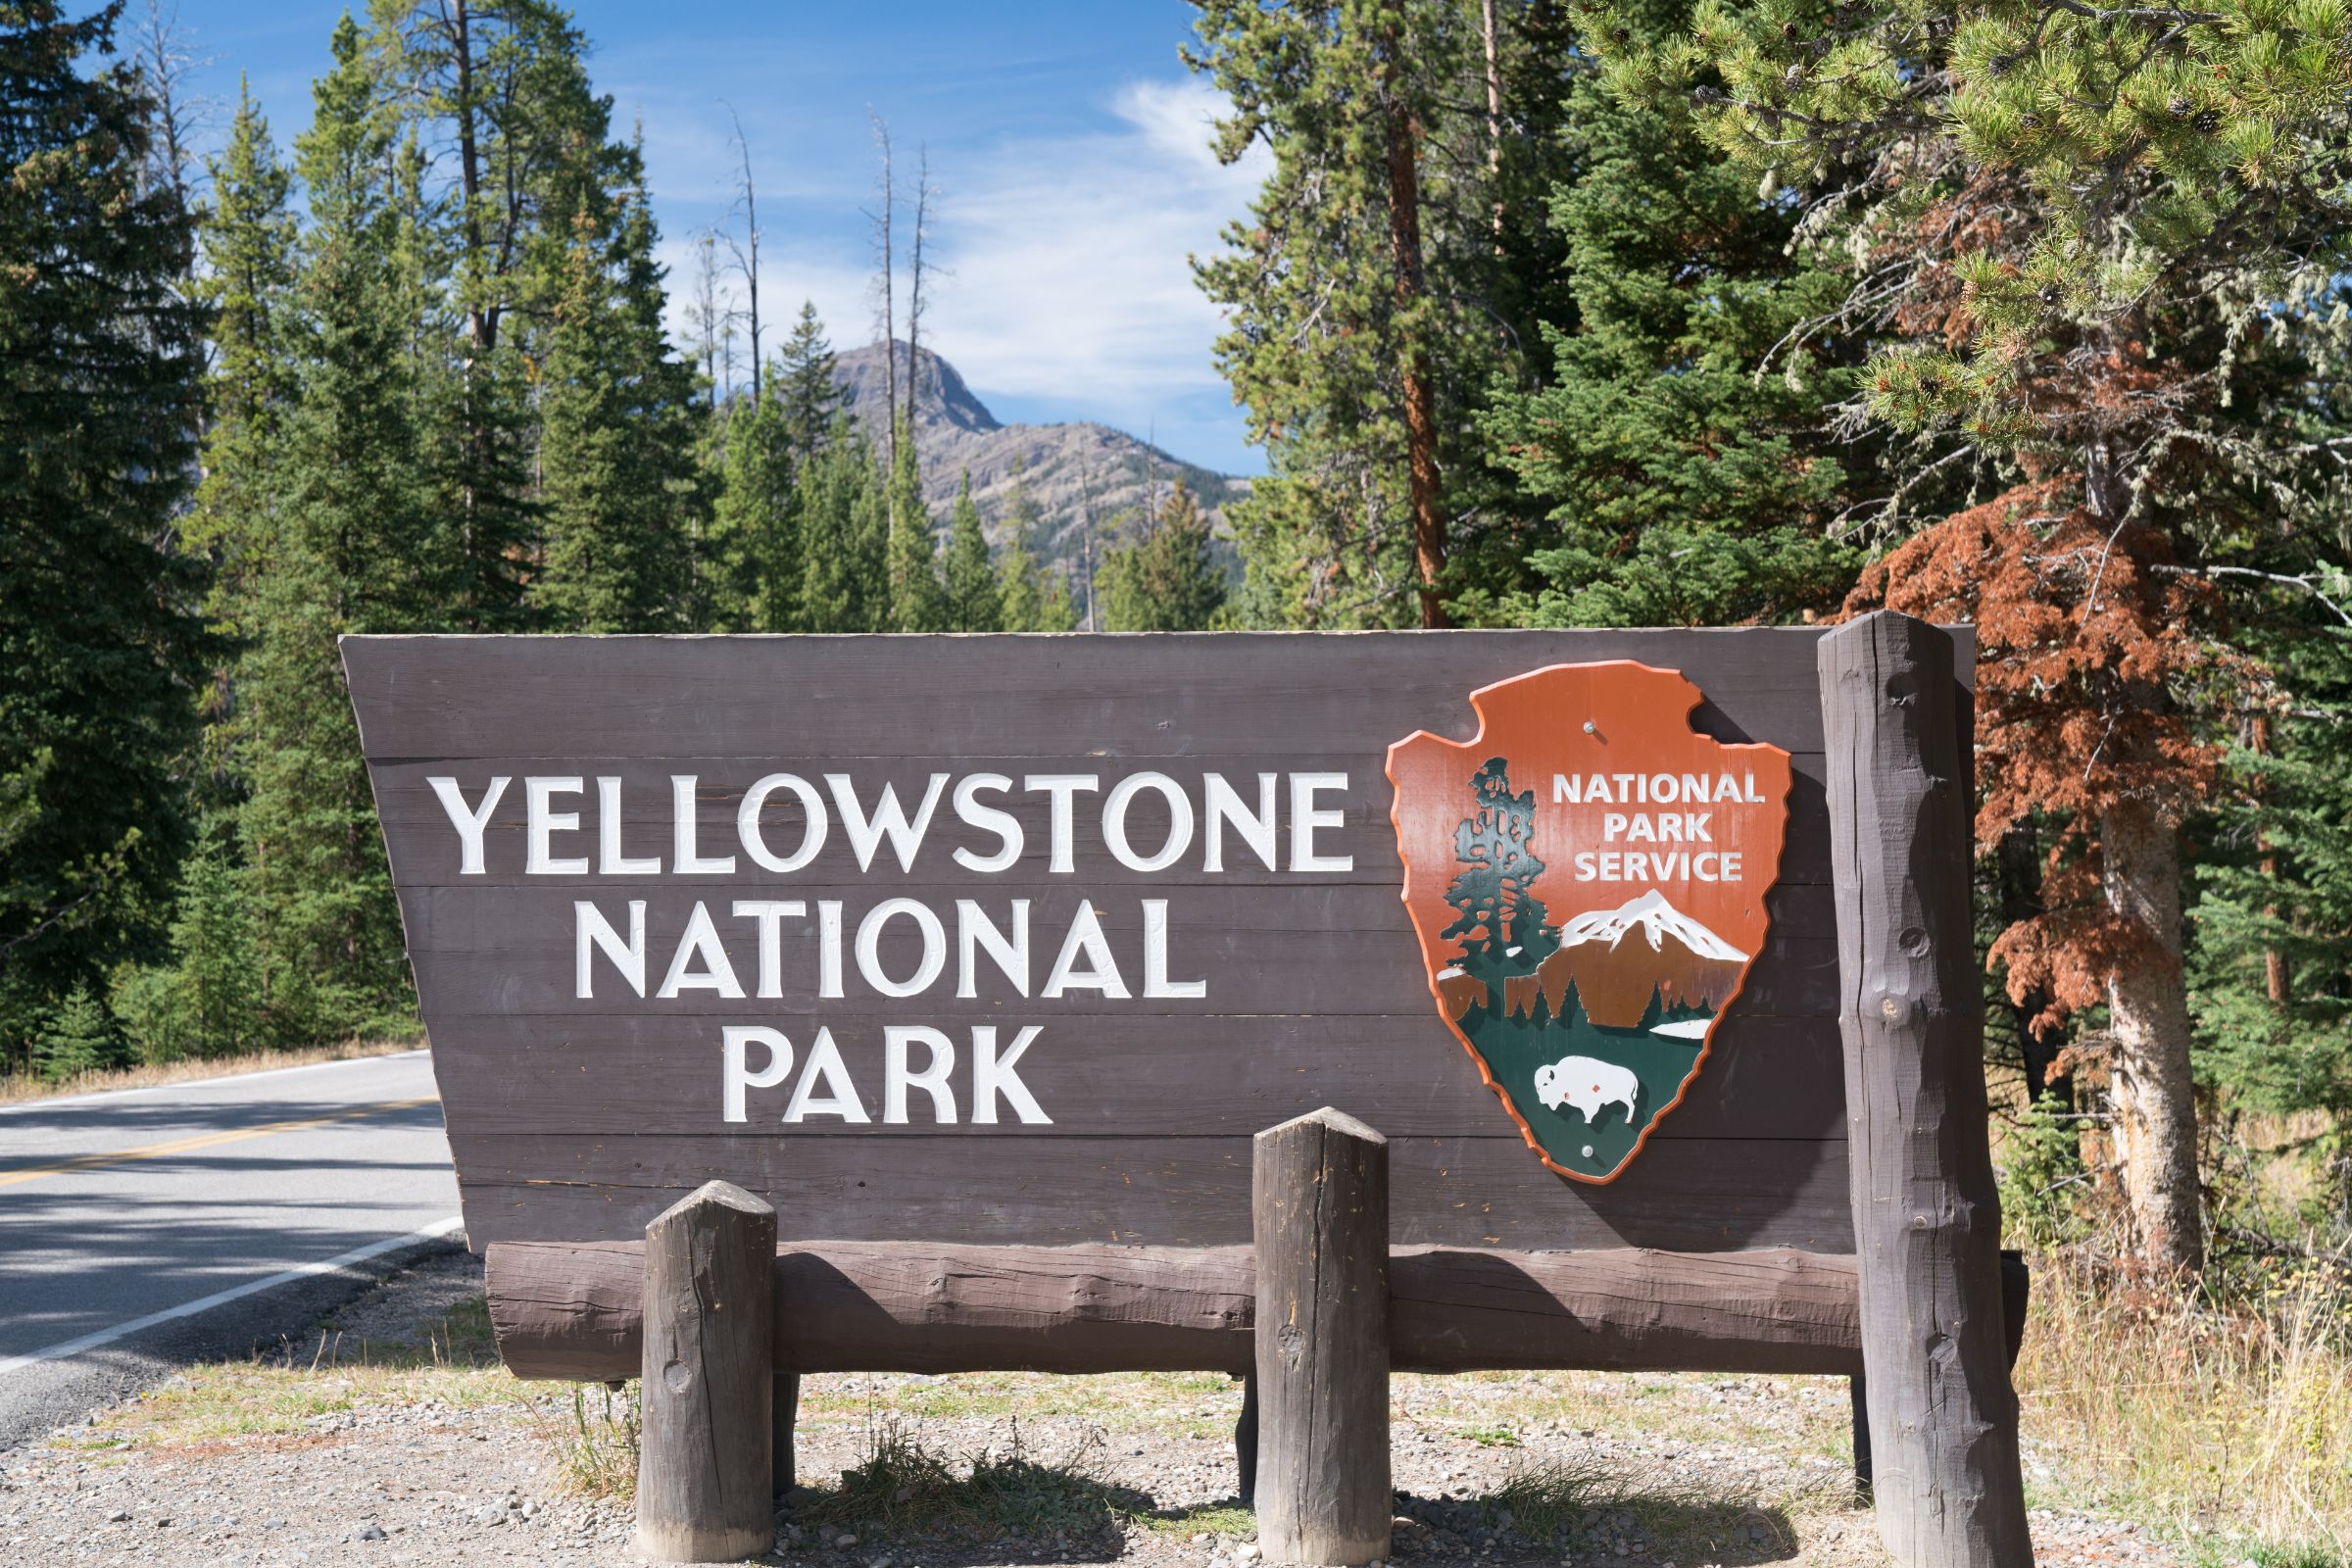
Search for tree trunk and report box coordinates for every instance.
[2100,799,2204,1274]
[1382,31,1447,629]
[1995,825,2069,1106]
[2249,714,2289,1003]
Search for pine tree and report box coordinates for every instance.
[775,301,842,456]
[1186,0,1580,627]
[1475,12,1871,627]
[800,420,889,633]
[112,837,264,1062]
[0,0,210,1067]
[885,412,944,631]
[995,461,1078,633]
[1638,0,2352,1271]
[368,0,611,633]
[534,153,703,633]
[1099,481,1229,632]
[234,14,441,1036]
[1440,759,1547,968]
[32,984,122,1083]
[182,77,299,645]
[710,392,798,632]
[940,471,1002,632]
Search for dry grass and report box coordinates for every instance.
[99,1295,510,1449]
[0,1037,419,1105]
[2014,1252,2352,1563]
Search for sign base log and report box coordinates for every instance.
[1254,1108,1390,1567]
[635,1182,777,1564]
[486,1240,1867,1381]
[1819,612,2032,1568]
[774,1373,800,1499]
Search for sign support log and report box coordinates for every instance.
[1818,612,2032,1568]
[1253,1108,1391,1566]
[773,1373,800,1499]
[636,1182,778,1563]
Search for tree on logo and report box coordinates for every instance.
[1441,758,1551,965]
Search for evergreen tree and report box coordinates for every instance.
[1640,0,2352,1271]
[1475,5,1871,627]
[940,471,1002,632]
[182,77,299,645]
[710,392,798,632]
[1187,0,1581,627]
[885,412,944,631]
[534,159,703,633]
[368,0,611,633]
[995,461,1078,633]
[32,984,122,1083]
[234,15,441,1035]
[775,301,842,455]
[800,420,889,633]
[112,838,264,1062]
[1440,758,1548,967]
[0,0,210,1067]
[1099,481,1228,632]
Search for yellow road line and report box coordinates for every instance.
[0,1097,438,1191]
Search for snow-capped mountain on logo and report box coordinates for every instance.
[1511,889,1751,1029]
[1556,889,1748,962]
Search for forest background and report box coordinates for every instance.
[5,0,2349,1422]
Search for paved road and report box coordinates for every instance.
[0,1052,460,1452]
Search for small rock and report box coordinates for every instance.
[107,1509,130,1523]
[352,1523,388,1542]
[834,1533,859,1548]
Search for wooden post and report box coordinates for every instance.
[1253,1107,1391,1566]
[773,1372,800,1499]
[1818,612,2033,1568]
[635,1181,777,1563]
[1849,1374,1872,1499]
[1234,1372,1258,1504]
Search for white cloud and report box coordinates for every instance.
[925,77,1268,417]
[659,75,1269,467]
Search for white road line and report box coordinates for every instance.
[0,1216,466,1379]
[0,1051,431,1116]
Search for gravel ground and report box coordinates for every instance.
[0,1254,2188,1568]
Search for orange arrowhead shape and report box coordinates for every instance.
[1387,662,1793,1184]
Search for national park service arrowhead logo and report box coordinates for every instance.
[1387,663,1793,1184]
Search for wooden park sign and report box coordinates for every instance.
[345,618,2033,1568]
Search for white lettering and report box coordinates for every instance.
[574,899,646,997]
[721,1026,792,1122]
[884,1026,957,1123]
[951,773,1023,873]
[1289,772,1353,872]
[971,1025,1050,1124]
[828,773,949,873]
[671,775,736,874]
[738,773,826,873]
[429,775,509,875]
[527,777,588,874]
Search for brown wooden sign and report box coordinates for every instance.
[344,631,1932,1254]
[350,623,2034,1568]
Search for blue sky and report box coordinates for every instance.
[141,1,1271,474]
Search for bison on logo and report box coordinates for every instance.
[1387,662,1792,1183]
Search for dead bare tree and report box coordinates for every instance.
[130,0,209,220]
[867,110,897,473]
[905,144,938,431]
[720,103,764,402]
[691,232,733,403]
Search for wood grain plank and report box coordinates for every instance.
[449,1132,1853,1253]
